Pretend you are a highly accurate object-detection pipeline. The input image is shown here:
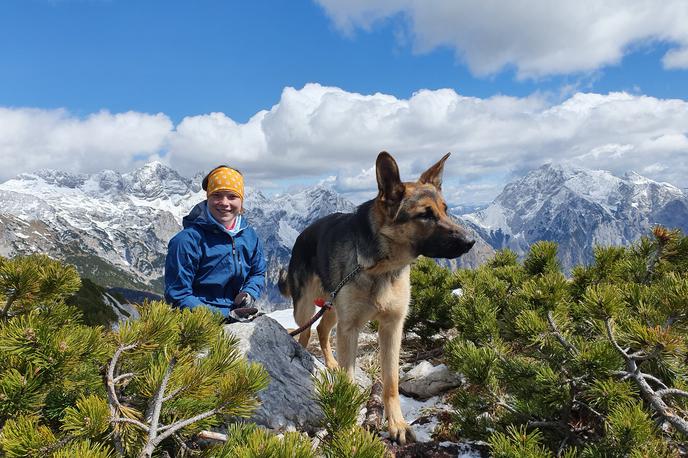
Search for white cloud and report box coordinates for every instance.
[315,0,688,77]
[0,107,172,178]
[663,47,688,69]
[1,84,687,205]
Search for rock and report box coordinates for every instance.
[224,316,323,432]
[399,361,463,400]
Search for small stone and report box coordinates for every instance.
[399,361,463,400]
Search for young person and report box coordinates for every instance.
[164,165,266,321]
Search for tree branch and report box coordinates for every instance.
[606,319,688,436]
[141,356,177,457]
[151,406,221,445]
[105,342,137,455]
[162,384,188,403]
[629,345,663,361]
[496,400,519,414]
[39,434,76,454]
[638,372,668,390]
[656,388,688,399]
[362,379,384,432]
[604,319,629,361]
[0,294,17,319]
[547,311,578,356]
[113,372,135,384]
[573,399,604,421]
[112,417,151,432]
[197,430,228,442]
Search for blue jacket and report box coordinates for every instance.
[164,201,267,316]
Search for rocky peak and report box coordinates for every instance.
[33,169,87,188]
[123,161,193,200]
[464,163,688,271]
[84,169,125,194]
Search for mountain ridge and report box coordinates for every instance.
[3,160,682,308]
[462,163,688,270]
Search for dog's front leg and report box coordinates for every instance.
[378,312,415,445]
[335,322,360,379]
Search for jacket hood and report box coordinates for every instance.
[182,201,247,233]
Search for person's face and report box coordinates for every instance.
[208,190,242,226]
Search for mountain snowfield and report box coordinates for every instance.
[463,163,688,270]
[0,160,685,308]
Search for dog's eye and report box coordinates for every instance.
[416,208,436,220]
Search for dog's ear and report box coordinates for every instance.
[418,152,450,190]
[376,151,404,204]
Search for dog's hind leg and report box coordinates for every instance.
[378,310,416,445]
[316,308,338,369]
[293,294,314,347]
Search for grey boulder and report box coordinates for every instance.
[224,316,323,432]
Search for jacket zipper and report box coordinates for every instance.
[231,237,238,266]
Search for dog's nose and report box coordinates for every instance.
[463,239,475,252]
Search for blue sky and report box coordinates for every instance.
[1,0,687,204]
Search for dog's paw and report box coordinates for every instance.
[324,358,339,370]
[388,421,416,445]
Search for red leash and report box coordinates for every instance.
[289,298,331,336]
[289,265,362,337]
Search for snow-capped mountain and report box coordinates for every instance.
[0,162,199,291]
[0,162,489,309]
[462,164,688,270]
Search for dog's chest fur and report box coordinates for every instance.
[344,265,411,316]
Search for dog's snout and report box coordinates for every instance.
[452,229,475,254]
[457,237,475,255]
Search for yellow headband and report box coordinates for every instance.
[206,167,244,200]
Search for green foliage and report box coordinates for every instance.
[61,395,111,439]
[314,369,388,458]
[324,426,389,458]
[208,370,391,458]
[488,425,552,458]
[0,255,276,457]
[441,228,688,454]
[52,440,114,458]
[208,423,316,458]
[0,415,57,457]
[406,257,460,342]
[315,369,368,433]
[601,402,669,456]
[523,241,560,276]
[0,255,108,428]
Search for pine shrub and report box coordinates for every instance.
[441,228,688,455]
[406,257,461,343]
[0,254,271,457]
[315,369,389,458]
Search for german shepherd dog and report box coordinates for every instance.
[278,152,474,444]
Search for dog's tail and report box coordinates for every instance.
[277,269,290,297]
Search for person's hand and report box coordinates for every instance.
[226,292,258,323]
[234,291,253,307]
